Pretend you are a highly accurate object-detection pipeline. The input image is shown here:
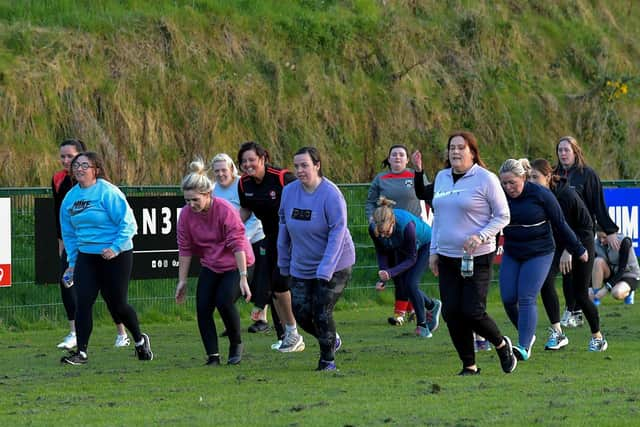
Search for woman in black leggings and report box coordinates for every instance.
[530,159,607,353]
[59,152,153,365]
[176,159,253,365]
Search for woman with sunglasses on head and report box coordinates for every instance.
[59,152,152,365]
[176,159,253,365]
[366,145,436,326]
[277,147,355,371]
[237,141,304,353]
[211,153,271,334]
[53,140,129,351]
[555,135,619,327]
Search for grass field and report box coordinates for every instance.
[1,294,638,426]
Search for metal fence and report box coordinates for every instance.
[2,180,636,325]
[0,184,387,324]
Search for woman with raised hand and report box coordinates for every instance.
[429,131,516,376]
[176,159,253,365]
[211,153,271,334]
[237,141,304,353]
[277,147,355,371]
[499,158,588,361]
[60,152,152,365]
[530,158,606,352]
[555,135,619,327]
[366,144,430,326]
[53,139,129,351]
[369,197,441,339]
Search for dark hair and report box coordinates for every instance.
[555,135,586,171]
[294,146,323,177]
[381,145,409,169]
[60,138,87,152]
[71,151,109,181]
[237,141,270,168]
[532,158,562,189]
[445,131,486,168]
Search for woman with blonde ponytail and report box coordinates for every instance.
[175,158,253,365]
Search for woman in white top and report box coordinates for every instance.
[211,153,272,334]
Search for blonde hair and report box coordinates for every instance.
[210,153,239,178]
[499,158,531,178]
[372,196,397,237]
[181,158,214,193]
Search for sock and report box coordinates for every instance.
[79,351,87,358]
[394,300,409,315]
[285,324,298,335]
[417,322,427,328]
[135,338,145,346]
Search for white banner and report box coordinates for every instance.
[0,198,11,287]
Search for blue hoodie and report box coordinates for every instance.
[60,179,137,267]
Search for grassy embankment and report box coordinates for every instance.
[0,0,638,187]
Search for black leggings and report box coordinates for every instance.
[437,253,503,368]
[290,268,350,362]
[74,250,141,353]
[196,266,242,355]
[249,239,270,309]
[541,240,599,333]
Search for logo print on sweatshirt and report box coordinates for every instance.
[291,208,312,221]
[69,200,91,215]
[404,179,414,188]
[269,190,277,200]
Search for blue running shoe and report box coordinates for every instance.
[426,299,442,333]
[316,359,337,371]
[625,291,635,305]
[544,328,568,351]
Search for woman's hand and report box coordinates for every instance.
[559,250,573,275]
[378,270,390,281]
[429,254,439,277]
[239,276,252,302]
[375,281,386,291]
[463,235,483,254]
[411,150,423,171]
[101,248,117,260]
[606,233,621,251]
[578,249,589,263]
[175,280,188,304]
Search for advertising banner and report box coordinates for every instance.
[0,198,11,287]
[604,188,640,255]
[35,195,198,284]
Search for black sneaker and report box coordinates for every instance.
[135,333,153,361]
[458,367,481,376]
[497,336,517,373]
[61,351,87,365]
[248,320,270,333]
[205,355,220,366]
[227,343,243,365]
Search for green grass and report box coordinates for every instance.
[1,295,639,426]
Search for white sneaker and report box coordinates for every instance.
[271,340,283,351]
[114,334,131,348]
[278,332,305,353]
[57,332,77,350]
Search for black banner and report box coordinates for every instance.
[35,195,200,284]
